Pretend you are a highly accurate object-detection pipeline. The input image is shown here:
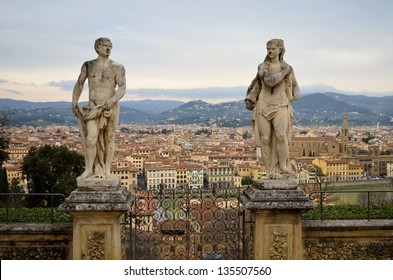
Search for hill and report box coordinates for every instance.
[1,93,392,127]
[0,98,71,110]
[322,92,393,115]
[5,106,153,126]
[121,99,184,114]
[157,100,251,127]
[293,93,392,126]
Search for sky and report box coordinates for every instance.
[1,0,393,103]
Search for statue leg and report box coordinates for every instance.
[272,109,294,175]
[79,119,99,179]
[104,105,119,178]
[256,114,273,176]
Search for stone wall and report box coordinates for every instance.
[1,221,393,260]
[0,223,72,260]
[303,220,393,260]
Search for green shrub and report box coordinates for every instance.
[302,204,393,220]
[0,207,72,223]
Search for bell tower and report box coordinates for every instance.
[341,111,349,154]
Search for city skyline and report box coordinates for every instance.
[1,0,393,103]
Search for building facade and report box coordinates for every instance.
[312,157,364,181]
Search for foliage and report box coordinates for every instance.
[362,132,375,144]
[22,145,84,205]
[0,136,9,166]
[242,131,252,139]
[302,204,393,220]
[0,168,9,205]
[0,108,15,130]
[195,128,211,135]
[299,167,335,201]
[241,176,252,185]
[9,178,24,193]
[0,207,72,223]
[0,111,11,198]
[380,150,392,155]
[120,127,130,133]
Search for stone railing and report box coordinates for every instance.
[0,223,72,260]
[303,220,393,260]
[1,220,392,260]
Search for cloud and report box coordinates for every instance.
[0,79,8,83]
[0,88,21,95]
[126,87,247,102]
[47,80,76,91]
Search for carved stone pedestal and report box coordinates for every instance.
[240,178,314,260]
[58,178,131,260]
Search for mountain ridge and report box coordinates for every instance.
[1,92,392,127]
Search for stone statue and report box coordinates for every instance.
[72,37,126,180]
[245,38,300,179]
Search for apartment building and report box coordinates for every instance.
[207,160,241,187]
[6,145,30,160]
[145,165,177,190]
[110,162,138,190]
[186,164,204,188]
[312,157,364,181]
[176,166,187,187]
[125,155,146,175]
[4,163,26,190]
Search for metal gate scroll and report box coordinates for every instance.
[129,186,251,260]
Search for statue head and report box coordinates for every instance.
[94,37,112,53]
[264,38,285,62]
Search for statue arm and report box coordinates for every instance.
[244,72,261,111]
[261,64,292,87]
[291,71,300,101]
[105,65,126,108]
[72,63,88,115]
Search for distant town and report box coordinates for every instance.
[3,111,393,192]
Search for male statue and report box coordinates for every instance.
[72,37,126,180]
[245,38,300,179]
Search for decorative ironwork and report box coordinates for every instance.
[129,186,250,260]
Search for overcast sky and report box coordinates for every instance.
[1,0,393,103]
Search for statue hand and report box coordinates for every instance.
[72,104,79,117]
[244,98,255,111]
[103,100,114,110]
[285,65,293,76]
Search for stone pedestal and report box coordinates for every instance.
[240,178,314,260]
[58,177,131,260]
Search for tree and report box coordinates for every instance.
[0,136,9,166]
[9,178,24,193]
[0,108,15,131]
[8,178,25,207]
[242,131,252,140]
[312,166,335,202]
[362,132,374,144]
[0,110,12,199]
[0,168,8,197]
[241,176,252,186]
[22,145,84,205]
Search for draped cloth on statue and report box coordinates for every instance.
[246,69,295,177]
[74,103,113,177]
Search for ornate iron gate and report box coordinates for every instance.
[128,186,252,260]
